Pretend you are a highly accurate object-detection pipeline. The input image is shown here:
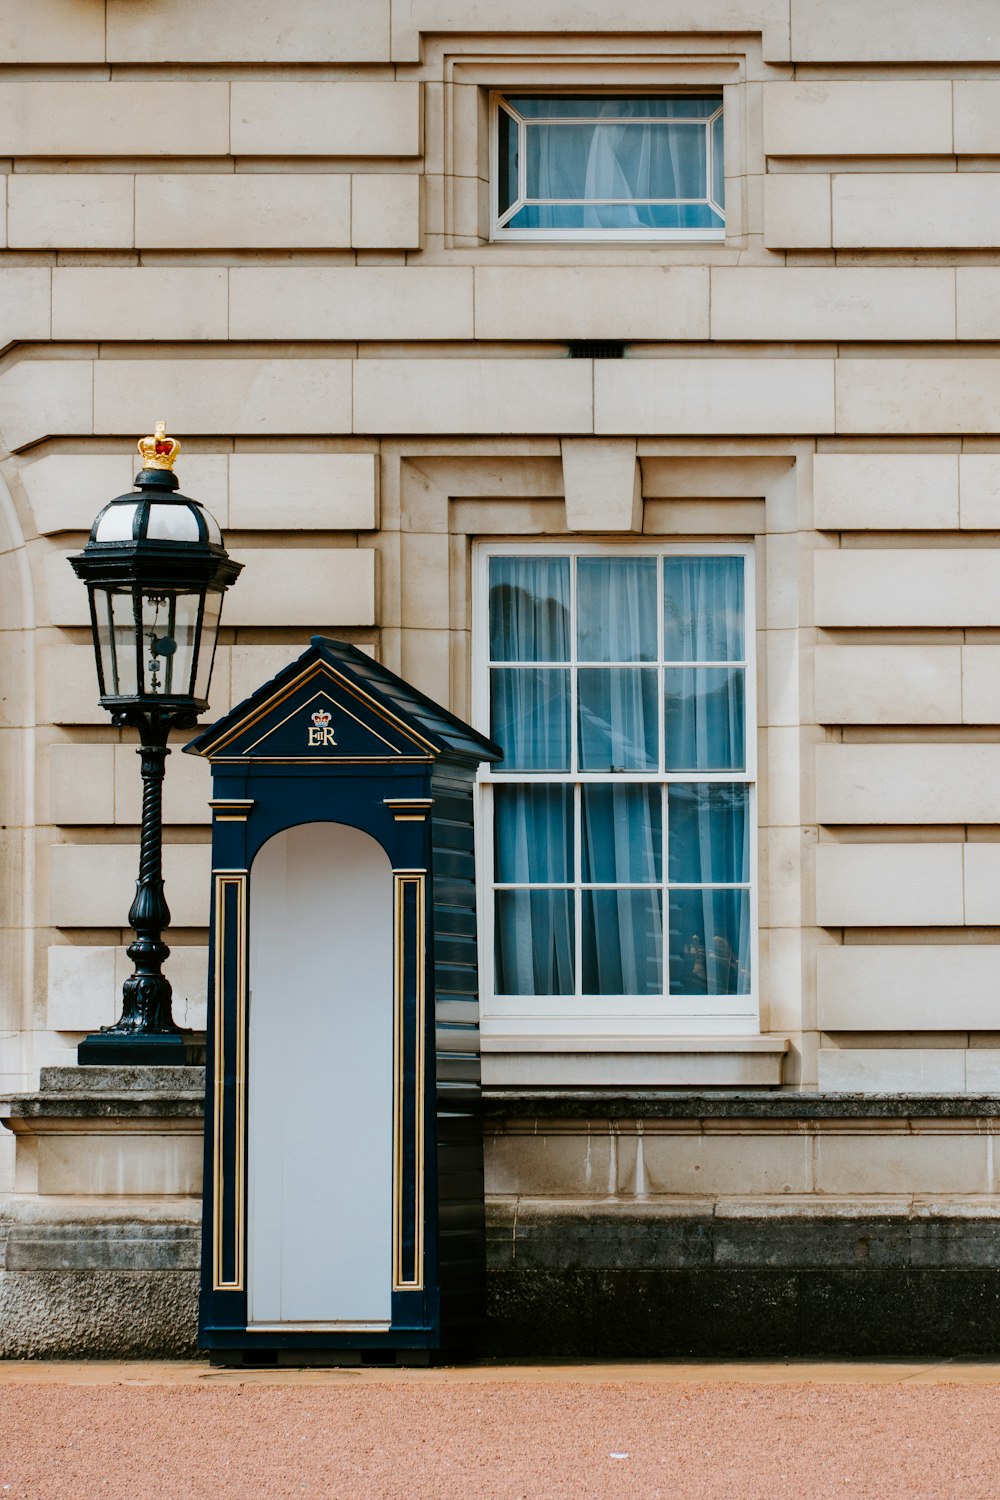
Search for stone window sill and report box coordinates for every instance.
[479,1034,790,1089]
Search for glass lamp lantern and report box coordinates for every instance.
[69,425,242,1065]
[74,427,240,722]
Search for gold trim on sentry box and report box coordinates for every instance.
[209,799,254,823]
[213,871,247,1292]
[384,798,434,822]
[392,871,426,1293]
[244,688,402,757]
[197,661,438,758]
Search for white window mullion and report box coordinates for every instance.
[661,780,670,1000]
[574,782,583,1002]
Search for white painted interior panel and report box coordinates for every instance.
[247,821,394,1328]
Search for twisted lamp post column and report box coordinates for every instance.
[113,709,192,1041]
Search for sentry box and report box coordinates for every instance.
[186,638,500,1364]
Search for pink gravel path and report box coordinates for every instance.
[2,1379,1000,1499]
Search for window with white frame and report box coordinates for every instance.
[475,544,756,1033]
[492,94,724,240]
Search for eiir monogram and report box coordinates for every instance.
[307,707,337,748]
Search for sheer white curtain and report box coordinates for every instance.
[489,553,750,1000]
[490,557,570,773]
[582,103,691,227]
[581,785,661,995]
[668,784,751,997]
[577,557,657,772]
[664,556,745,772]
[494,787,574,996]
[663,557,750,996]
[528,100,705,229]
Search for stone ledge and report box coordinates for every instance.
[481,1091,1000,1120]
[487,1196,1000,1272]
[0,1196,200,1272]
[0,1093,204,1121]
[39,1066,205,1092]
[481,1037,788,1089]
[2,1065,206,1123]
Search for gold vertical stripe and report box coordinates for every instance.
[392,871,426,1292]
[392,876,403,1289]
[213,872,247,1292]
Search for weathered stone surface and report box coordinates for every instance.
[40,1066,205,1093]
[0,1270,199,1358]
[484,1202,1000,1356]
[481,1092,1000,1119]
[0,1090,204,1120]
[0,1197,201,1357]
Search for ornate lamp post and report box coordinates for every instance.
[70,425,242,1064]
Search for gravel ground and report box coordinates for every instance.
[2,1373,1000,1499]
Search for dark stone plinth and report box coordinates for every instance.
[78,1032,205,1067]
[483,1201,1000,1358]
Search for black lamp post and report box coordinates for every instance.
[70,424,242,1065]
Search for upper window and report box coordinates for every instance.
[492,93,725,241]
[475,544,756,1035]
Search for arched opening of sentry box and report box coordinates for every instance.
[247,821,394,1332]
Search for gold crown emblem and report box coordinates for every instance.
[137,422,181,472]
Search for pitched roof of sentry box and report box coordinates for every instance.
[184,635,503,766]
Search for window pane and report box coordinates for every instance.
[582,785,661,883]
[663,556,745,661]
[141,589,198,699]
[582,889,662,995]
[508,96,722,120]
[668,784,749,884]
[193,590,222,701]
[496,889,574,995]
[711,111,725,208]
[525,122,593,199]
[498,105,518,214]
[495,785,573,883]
[578,668,658,771]
[491,668,571,771]
[577,557,657,662]
[669,887,750,996]
[505,202,724,230]
[648,124,707,200]
[526,121,708,203]
[96,586,139,698]
[664,667,745,772]
[489,555,570,662]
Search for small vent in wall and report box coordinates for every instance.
[568,340,626,359]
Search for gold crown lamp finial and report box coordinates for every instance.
[137,421,181,473]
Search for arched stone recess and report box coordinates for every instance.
[0,450,38,1115]
[380,440,821,1087]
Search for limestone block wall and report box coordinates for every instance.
[0,0,999,1198]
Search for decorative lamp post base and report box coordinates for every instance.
[77,1030,195,1067]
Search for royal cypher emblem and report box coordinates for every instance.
[307,707,337,748]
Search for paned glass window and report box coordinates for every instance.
[478,547,755,1022]
[493,94,724,239]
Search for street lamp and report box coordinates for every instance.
[70,425,242,1064]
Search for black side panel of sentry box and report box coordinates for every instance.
[431,764,486,1355]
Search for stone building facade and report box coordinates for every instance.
[2,0,1000,1356]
